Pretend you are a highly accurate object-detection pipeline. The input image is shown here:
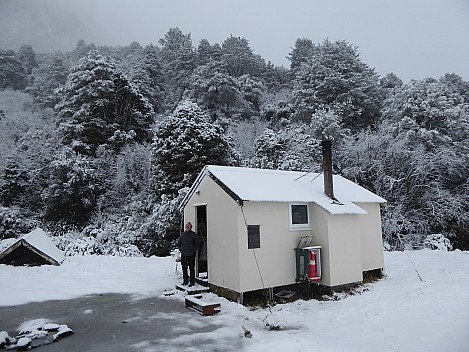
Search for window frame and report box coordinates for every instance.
[247,225,261,249]
[289,203,310,230]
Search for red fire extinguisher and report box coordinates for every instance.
[309,250,319,282]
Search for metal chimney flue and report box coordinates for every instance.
[321,140,335,200]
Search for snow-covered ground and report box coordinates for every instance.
[1,250,468,351]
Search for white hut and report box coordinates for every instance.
[181,157,386,303]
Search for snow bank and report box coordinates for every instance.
[1,250,468,352]
[0,255,176,305]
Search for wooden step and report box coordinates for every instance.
[175,283,210,295]
[185,294,221,316]
[195,276,209,287]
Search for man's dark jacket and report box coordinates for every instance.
[178,230,199,256]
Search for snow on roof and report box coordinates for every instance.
[201,165,386,215]
[20,228,65,264]
[0,238,16,253]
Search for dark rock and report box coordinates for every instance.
[43,323,60,332]
[16,337,31,351]
[0,330,10,348]
[52,326,74,341]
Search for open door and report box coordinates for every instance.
[195,205,208,280]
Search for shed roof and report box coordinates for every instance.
[0,228,65,266]
[183,165,386,215]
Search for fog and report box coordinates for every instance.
[1,0,468,81]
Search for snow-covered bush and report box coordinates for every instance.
[63,236,103,256]
[0,206,37,239]
[108,244,142,257]
[423,234,453,251]
[55,225,143,257]
[137,189,188,257]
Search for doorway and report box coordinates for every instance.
[195,205,208,278]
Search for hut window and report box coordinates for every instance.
[247,225,260,249]
[290,203,310,229]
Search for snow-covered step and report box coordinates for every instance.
[175,283,210,295]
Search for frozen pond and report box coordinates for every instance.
[0,293,243,352]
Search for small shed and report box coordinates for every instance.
[0,228,65,266]
[181,161,386,303]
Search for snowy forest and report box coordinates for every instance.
[1,28,468,256]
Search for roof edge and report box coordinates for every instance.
[22,240,62,266]
[179,165,245,211]
[179,165,209,211]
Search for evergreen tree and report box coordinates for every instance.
[197,38,215,66]
[238,74,263,115]
[288,38,315,71]
[439,73,469,103]
[383,77,469,142]
[310,108,350,142]
[260,98,294,127]
[122,41,143,61]
[0,49,27,90]
[0,158,28,206]
[129,45,164,112]
[221,36,263,79]
[28,52,69,108]
[70,39,97,62]
[380,72,403,89]
[158,28,196,108]
[42,147,102,224]
[151,100,237,199]
[188,60,243,119]
[55,51,154,155]
[291,39,382,131]
[261,62,291,93]
[249,125,320,171]
[16,44,37,75]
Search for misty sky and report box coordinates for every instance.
[1,0,469,82]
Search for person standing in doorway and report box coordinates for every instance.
[178,222,199,287]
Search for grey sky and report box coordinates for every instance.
[1,0,469,81]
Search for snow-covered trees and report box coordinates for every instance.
[1,30,468,251]
[151,100,237,199]
[55,51,154,155]
[197,38,220,66]
[42,148,101,224]
[383,77,469,143]
[16,44,37,76]
[249,125,320,172]
[0,158,28,207]
[288,38,315,71]
[338,74,469,249]
[188,60,244,119]
[0,49,27,90]
[128,45,164,113]
[28,52,69,108]
[159,28,196,108]
[221,36,263,79]
[291,39,382,131]
[108,143,152,203]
